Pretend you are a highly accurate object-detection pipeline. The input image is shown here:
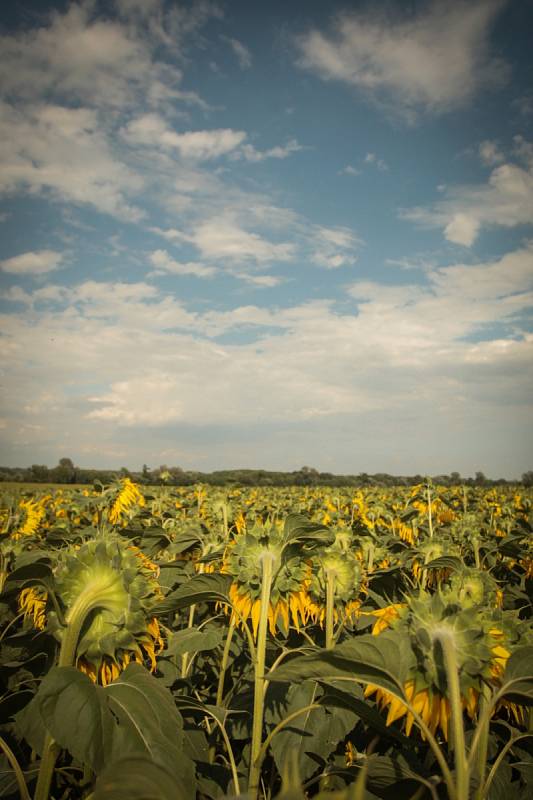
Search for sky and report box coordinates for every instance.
[0,0,532,478]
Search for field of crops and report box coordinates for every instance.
[1,481,532,800]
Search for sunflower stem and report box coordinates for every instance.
[325,568,336,649]
[426,483,434,539]
[472,683,491,800]
[437,629,469,800]
[248,550,275,800]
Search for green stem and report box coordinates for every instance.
[216,616,236,707]
[0,735,31,800]
[248,551,275,800]
[438,630,469,800]
[426,484,434,539]
[472,684,491,800]
[325,568,336,649]
[181,604,196,678]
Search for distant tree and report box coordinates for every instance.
[474,471,487,486]
[52,457,77,483]
[30,464,50,482]
[522,471,533,487]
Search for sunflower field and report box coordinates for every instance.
[1,480,532,800]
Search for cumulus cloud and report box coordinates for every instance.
[1,245,530,436]
[0,102,144,221]
[148,249,216,278]
[1,250,64,275]
[185,216,296,263]
[295,0,508,115]
[0,1,211,110]
[121,114,247,160]
[403,137,533,245]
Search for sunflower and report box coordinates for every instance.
[108,478,145,525]
[365,590,522,740]
[20,534,164,685]
[18,586,48,630]
[11,497,48,539]
[305,545,366,626]
[222,519,329,637]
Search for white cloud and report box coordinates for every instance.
[479,140,504,166]
[311,225,360,268]
[238,139,304,163]
[0,1,211,110]
[443,214,481,246]
[403,138,533,245]
[221,35,252,69]
[121,114,247,160]
[339,165,360,176]
[0,102,144,221]
[295,0,507,115]
[186,216,296,263]
[364,152,388,171]
[148,249,216,278]
[1,250,64,275]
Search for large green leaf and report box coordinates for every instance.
[267,680,358,782]
[152,573,232,614]
[499,646,533,704]
[92,757,189,800]
[30,663,196,791]
[268,634,407,699]
[165,626,224,659]
[281,514,335,554]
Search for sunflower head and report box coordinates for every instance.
[44,534,163,683]
[444,567,502,609]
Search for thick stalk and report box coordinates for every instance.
[216,616,236,708]
[472,684,491,800]
[325,568,336,649]
[437,630,469,800]
[248,552,275,800]
[426,484,434,539]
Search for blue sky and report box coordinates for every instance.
[0,0,532,477]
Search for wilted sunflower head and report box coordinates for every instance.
[305,546,366,625]
[223,521,313,637]
[44,535,163,683]
[108,478,145,525]
[367,590,522,740]
[444,567,502,609]
[10,496,48,540]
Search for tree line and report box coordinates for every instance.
[0,459,531,488]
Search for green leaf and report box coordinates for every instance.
[92,757,189,800]
[281,514,335,554]
[268,634,406,699]
[422,556,463,572]
[152,573,232,614]
[31,663,196,792]
[165,626,224,659]
[318,684,412,748]
[33,666,113,771]
[267,681,358,782]
[500,646,533,704]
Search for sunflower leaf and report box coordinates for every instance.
[152,572,232,613]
